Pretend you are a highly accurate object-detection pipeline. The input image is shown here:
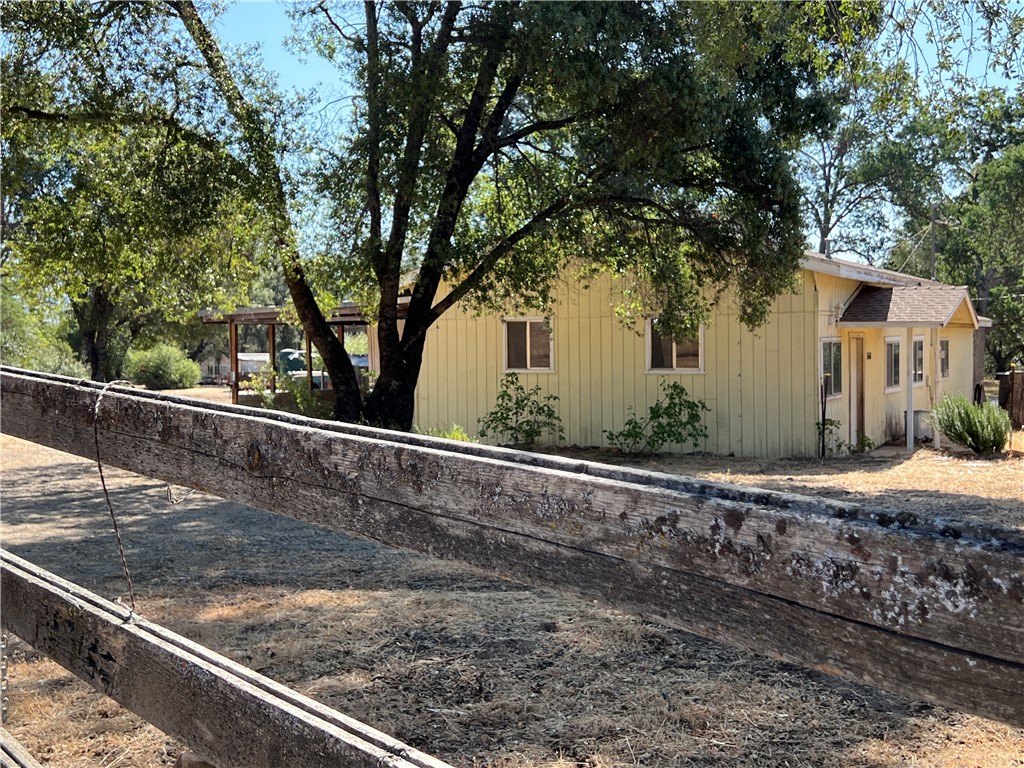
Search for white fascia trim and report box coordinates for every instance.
[801,253,941,288]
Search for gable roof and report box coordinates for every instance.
[838,284,980,329]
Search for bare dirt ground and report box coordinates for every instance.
[1,391,1022,767]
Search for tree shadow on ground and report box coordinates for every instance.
[1,456,1020,767]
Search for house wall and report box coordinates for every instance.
[810,273,976,449]
[200,353,230,383]
[414,270,820,457]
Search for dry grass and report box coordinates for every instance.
[2,430,1022,767]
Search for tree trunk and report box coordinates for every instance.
[362,330,428,431]
[73,288,113,382]
[81,327,105,381]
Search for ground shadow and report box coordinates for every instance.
[1,452,1019,767]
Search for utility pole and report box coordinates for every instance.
[930,202,938,280]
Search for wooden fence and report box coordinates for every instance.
[1,366,1022,758]
[998,369,1024,429]
[0,550,450,768]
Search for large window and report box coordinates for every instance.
[940,339,950,379]
[885,338,901,390]
[913,337,925,385]
[504,318,553,371]
[822,339,842,397]
[648,319,703,373]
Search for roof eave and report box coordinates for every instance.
[801,253,941,288]
[836,321,943,329]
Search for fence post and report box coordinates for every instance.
[997,370,1024,429]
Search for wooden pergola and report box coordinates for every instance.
[200,299,409,404]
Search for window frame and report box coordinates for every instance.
[645,318,705,374]
[821,337,843,398]
[502,317,554,373]
[912,336,925,387]
[884,337,901,392]
[939,338,950,379]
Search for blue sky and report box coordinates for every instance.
[214,1,1018,96]
[216,1,338,92]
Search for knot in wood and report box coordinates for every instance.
[245,440,263,471]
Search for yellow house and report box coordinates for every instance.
[397,253,987,457]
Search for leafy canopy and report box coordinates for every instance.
[301,1,875,342]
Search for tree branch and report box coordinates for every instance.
[404,195,572,349]
[3,105,257,185]
[168,0,360,417]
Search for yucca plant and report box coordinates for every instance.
[929,394,1011,455]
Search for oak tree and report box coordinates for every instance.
[4,1,882,423]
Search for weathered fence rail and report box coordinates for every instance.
[1,725,44,768]
[0,550,451,768]
[2,366,1023,728]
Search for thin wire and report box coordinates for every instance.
[166,485,197,505]
[92,380,137,615]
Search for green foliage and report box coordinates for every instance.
[478,374,563,449]
[816,417,844,457]
[797,62,944,260]
[10,0,1021,426]
[929,394,1011,455]
[815,419,876,457]
[0,286,87,377]
[852,432,876,454]
[249,369,334,421]
[124,344,200,390]
[344,331,369,356]
[418,424,477,443]
[605,381,709,454]
[1,9,272,382]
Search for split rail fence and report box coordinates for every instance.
[1,366,1022,764]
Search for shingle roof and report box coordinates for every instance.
[839,285,977,328]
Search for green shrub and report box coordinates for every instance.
[929,394,1011,454]
[124,344,201,390]
[419,424,477,442]
[816,417,843,457]
[478,373,564,448]
[0,290,88,377]
[605,380,709,454]
[249,369,334,420]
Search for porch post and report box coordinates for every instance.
[268,323,277,394]
[229,320,239,406]
[931,327,941,450]
[304,334,313,391]
[906,326,914,453]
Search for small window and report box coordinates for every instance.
[885,339,900,390]
[939,339,950,379]
[648,319,703,372]
[913,337,925,385]
[504,318,553,371]
[822,339,842,397]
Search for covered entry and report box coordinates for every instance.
[838,283,987,451]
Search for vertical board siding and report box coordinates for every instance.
[414,270,828,457]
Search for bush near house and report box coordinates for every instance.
[930,394,1011,455]
[124,344,201,390]
[605,381,709,454]
[247,369,333,421]
[478,373,564,448]
[418,424,477,442]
